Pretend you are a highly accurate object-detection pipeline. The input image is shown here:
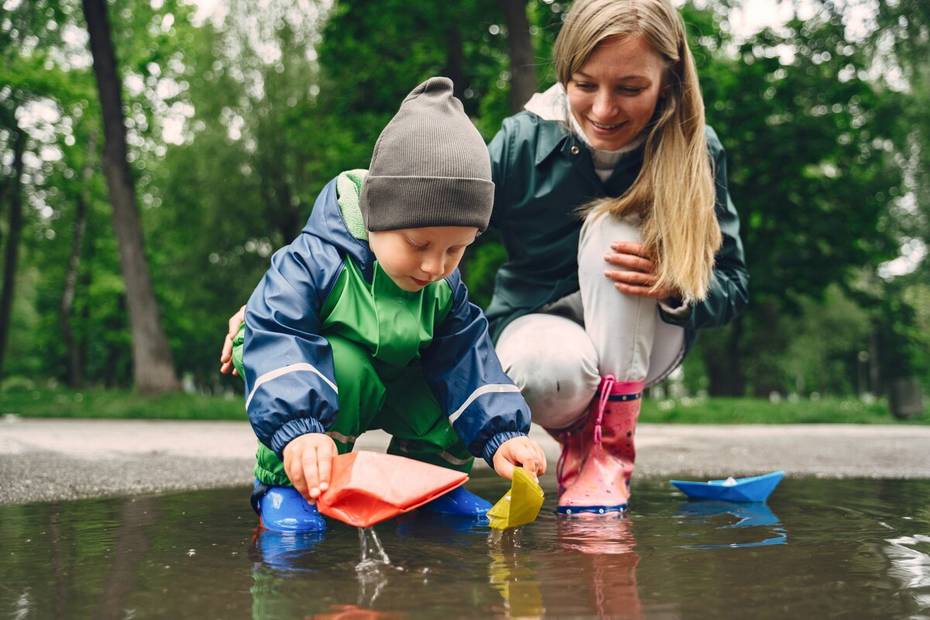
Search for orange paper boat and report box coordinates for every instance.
[316,451,469,528]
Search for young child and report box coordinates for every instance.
[233,77,547,532]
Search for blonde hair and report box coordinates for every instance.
[554,0,721,302]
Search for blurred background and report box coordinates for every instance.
[0,0,926,421]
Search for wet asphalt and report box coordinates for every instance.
[1,417,928,505]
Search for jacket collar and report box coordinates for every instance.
[303,175,376,279]
[535,123,574,166]
[524,83,573,166]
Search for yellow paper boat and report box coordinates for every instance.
[488,468,545,530]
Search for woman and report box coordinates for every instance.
[222,0,747,516]
[484,0,747,515]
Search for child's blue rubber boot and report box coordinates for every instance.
[257,486,327,533]
[419,486,491,517]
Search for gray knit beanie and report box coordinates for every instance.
[359,77,494,232]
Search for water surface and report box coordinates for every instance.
[2,475,929,619]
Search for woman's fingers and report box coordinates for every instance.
[228,305,245,334]
[604,269,655,286]
[603,251,654,273]
[611,241,652,258]
[220,334,233,363]
[613,280,675,300]
[219,307,245,375]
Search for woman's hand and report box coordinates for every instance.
[282,433,338,503]
[219,305,246,375]
[492,436,547,481]
[603,241,679,301]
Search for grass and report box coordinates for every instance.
[0,387,926,424]
[0,387,245,420]
[641,396,929,424]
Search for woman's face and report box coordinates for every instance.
[566,35,666,151]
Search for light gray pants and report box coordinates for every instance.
[496,212,685,430]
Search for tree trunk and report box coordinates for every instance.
[444,22,465,101]
[60,136,94,388]
[81,0,179,392]
[703,317,746,396]
[498,0,538,112]
[0,124,26,378]
[99,497,156,620]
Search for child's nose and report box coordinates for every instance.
[421,254,445,277]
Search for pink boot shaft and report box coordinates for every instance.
[557,376,644,515]
[549,419,587,496]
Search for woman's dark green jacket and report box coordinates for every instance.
[484,111,749,351]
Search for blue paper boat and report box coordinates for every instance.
[669,471,784,502]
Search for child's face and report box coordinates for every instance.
[368,226,479,292]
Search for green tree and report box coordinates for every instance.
[81,0,179,392]
[694,5,905,395]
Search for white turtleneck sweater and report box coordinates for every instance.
[567,110,644,183]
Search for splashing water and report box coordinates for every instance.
[355,527,392,607]
[356,527,391,572]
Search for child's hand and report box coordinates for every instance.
[219,305,246,375]
[282,433,337,503]
[492,436,547,481]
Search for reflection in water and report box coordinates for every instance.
[488,529,545,618]
[250,524,401,618]
[677,500,788,549]
[555,517,643,619]
[250,527,325,619]
[311,603,405,619]
[100,496,156,620]
[6,479,930,618]
[885,534,930,612]
[488,515,645,619]
[250,526,324,572]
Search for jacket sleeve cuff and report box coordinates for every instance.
[481,431,527,467]
[658,297,692,326]
[269,417,326,459]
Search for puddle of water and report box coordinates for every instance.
[2,475,930,619]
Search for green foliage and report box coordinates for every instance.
[641,395,927,424]
[1,386,923,424]
[0,386,244,419]
[463,236,507,308]
[703,10,904,309]
[0,0,927,404]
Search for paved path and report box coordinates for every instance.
[2,417,929,505]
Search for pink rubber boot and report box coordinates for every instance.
[547,420,588,497]
[557,376,644,516]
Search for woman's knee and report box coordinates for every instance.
[496,314,600,429]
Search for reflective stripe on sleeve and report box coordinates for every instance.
[245,363,338,410]
[447,384,522,424]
